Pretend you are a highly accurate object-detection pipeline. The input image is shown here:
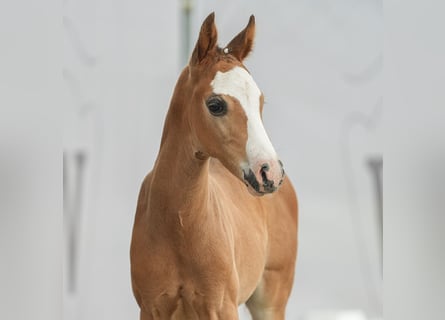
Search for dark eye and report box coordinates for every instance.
[206,95,227,116]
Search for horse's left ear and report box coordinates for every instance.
[226,15,256,62]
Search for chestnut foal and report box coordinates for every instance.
[130,13,298,320]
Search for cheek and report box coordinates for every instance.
[192,102,249,162]
[193,108,231,155]
[191,106,216,151]
[219,109,248,159]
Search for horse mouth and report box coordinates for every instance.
[243,168,277,196]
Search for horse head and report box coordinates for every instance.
[181,13,285,196]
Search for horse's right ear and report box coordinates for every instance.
[190,12,218,66]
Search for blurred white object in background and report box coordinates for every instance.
[302,310,368,320]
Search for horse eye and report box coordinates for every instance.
[206,96,227,116]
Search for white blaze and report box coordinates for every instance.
[210,66,277,165]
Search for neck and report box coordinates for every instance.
[147,82,210,229]
[145,68,209,232]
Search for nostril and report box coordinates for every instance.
[260,163,270,174]
[259,163,270,183]
[278,160,285,177]
[258,163,275,192]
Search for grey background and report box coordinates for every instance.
[62,1,382,319]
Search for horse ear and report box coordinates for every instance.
[190,12,218,66]
[225,15,256,62]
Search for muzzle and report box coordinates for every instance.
[243,160,285,196]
